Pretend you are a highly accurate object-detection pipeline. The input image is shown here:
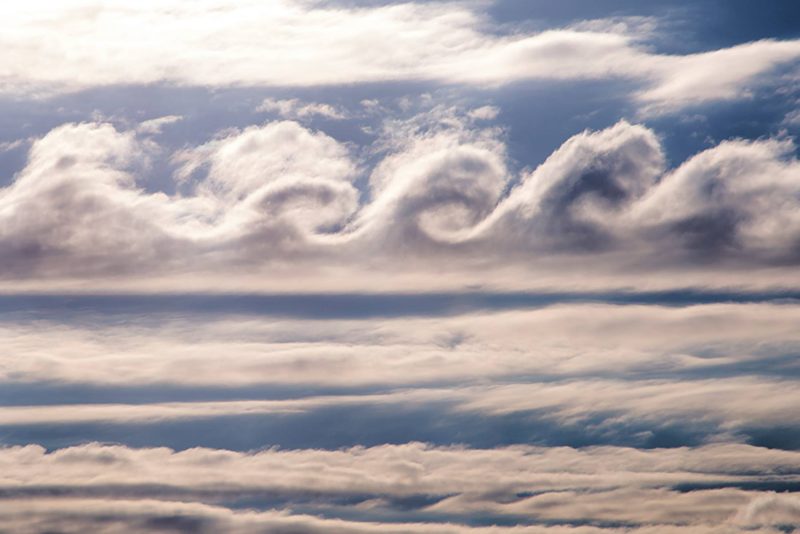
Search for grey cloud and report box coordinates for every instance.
[486,120,665,252]
[1,116,799,289]
[631,137,800,261]
[352,125,510,252]
[0,122,180,277]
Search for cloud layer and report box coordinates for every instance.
[0,442,798,532]
[2,2,799,532]
[1,1,799,116]
[1,115,799,290]
[3,302,800,530]
[2,302,799,387]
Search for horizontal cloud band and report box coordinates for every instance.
[1,117,799,289]
[0,442,798,532]
[2,1,800,116]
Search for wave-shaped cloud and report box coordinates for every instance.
[1,116,799,289]
[2,3,798,533]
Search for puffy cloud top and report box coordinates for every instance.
[0,116,798,289]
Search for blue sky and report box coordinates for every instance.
[1,1,800,532]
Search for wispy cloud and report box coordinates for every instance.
[257,98,347,120]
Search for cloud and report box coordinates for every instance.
[485,120,665,252]
[454,377,800,434]
[636,39,800,115]
[0,301,798,451]
[467,106,500,121]
[429,487,766,527]
[734,494,800,529]
[0,498,625,534]
[0,2,797,114]
[3,441,798,497]
[0,120,360,280]
[783,108,800,126]
[0,378,797,444]
[1,114,799,290]
[136,115,184,135]
[0,138,28,153]
[630,137,800,258]
[257,98,347,120]
[350,114,510,249]
[0,442,798,531]
[0,122,179,278]
[2,4,797,532]
[1,302,799,388]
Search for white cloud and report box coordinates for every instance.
[1,116,799,290]
[430,487,762,527]
[484,120,666,251]
[0,395,406,425]
[568,16,658,39]
[455,378,800,431]
[1,4,797,532]
[0,138,28,152]
[467,105,500,121]
[0,122,181,278]
[2,441,797,497]
[0,303,797,530]
[136,114,184,135]
[257,98,346,120]
[0,1,796,114]
[734,494,800,529]
[0,498,631,534]
[351,112,510,247]
[0,442,797,531]
[0,120,363,279]
[1,303,799,388]
[637,40,800,115]
[0,375,796,439]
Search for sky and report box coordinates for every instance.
[1,1,800,532]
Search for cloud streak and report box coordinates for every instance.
[1,303,799,387]
[0,442,798,531]
[0,1,797,114]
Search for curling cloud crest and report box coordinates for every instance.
[0,116,799,288]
